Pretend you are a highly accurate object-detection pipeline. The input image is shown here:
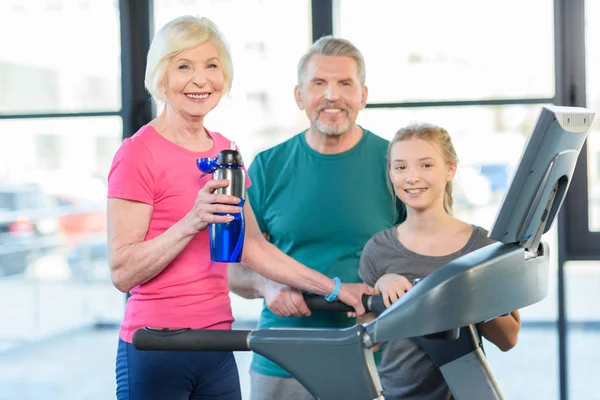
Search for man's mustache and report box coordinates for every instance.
[316,102,348,113]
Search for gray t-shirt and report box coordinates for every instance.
[358,225,495,400]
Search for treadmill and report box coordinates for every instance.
[133,105,595,400]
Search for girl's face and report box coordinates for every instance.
[389,138,456,213]
[160,41,225,118]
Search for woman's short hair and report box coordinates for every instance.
[144,15,233,103]
[297,35,366,86]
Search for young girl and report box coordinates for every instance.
[358,123,521,400]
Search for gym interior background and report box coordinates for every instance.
[0,0,599,399]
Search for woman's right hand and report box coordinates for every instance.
[376,274,413,308]
[185,179,243,233]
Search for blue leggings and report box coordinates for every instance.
[116,338,242,400]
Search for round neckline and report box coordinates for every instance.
[145,125,218,156]
[390,224,478,262]
[298,126,370,160]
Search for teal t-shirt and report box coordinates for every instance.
[248,128,406,377]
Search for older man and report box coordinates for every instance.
[228,36,405,400]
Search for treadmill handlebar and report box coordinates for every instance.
[132,327,251,351]
[304,293,460,340]
[303,293,386,314]
[303,278,423,315]
[132,291,460,352]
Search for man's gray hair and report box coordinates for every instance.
[297,36,366,86]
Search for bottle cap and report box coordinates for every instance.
[217,148,244,167]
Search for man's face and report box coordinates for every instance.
[295,55,368,136]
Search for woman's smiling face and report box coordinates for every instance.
[161,41,225,118]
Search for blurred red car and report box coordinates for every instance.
[53,195,107,247]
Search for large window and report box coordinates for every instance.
[0,1,121,114]
[0,2,123,398]
[0,116,123,339]
[337,0,555,103]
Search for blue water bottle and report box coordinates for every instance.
[197,142,246,262]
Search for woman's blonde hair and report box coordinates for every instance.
[144,16,233,103]
[388,123,459,214]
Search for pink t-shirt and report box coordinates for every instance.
[107,125,251,343]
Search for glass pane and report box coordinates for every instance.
[153,0,311,167]
[0,117,123,398]
[0,1,121,114]
[336,0,554,103]
[486,326,558,398]
[565,261,600,400]
[358,104,559,397]
[586,0,600,231]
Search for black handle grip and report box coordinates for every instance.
[368,295,386,314]
[132,328,251,351]
[301,294,461,339]
[302,294,386,314]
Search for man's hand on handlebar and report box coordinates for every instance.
[337,283,375,316]
[263,281,311,317]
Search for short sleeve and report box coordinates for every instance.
[358,238,380,287]
[246,155,267,233]
[107,138,155,204]
[243,166,252,189]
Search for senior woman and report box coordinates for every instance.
[108,15,371,400]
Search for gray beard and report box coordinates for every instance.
[312,112,352,136]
